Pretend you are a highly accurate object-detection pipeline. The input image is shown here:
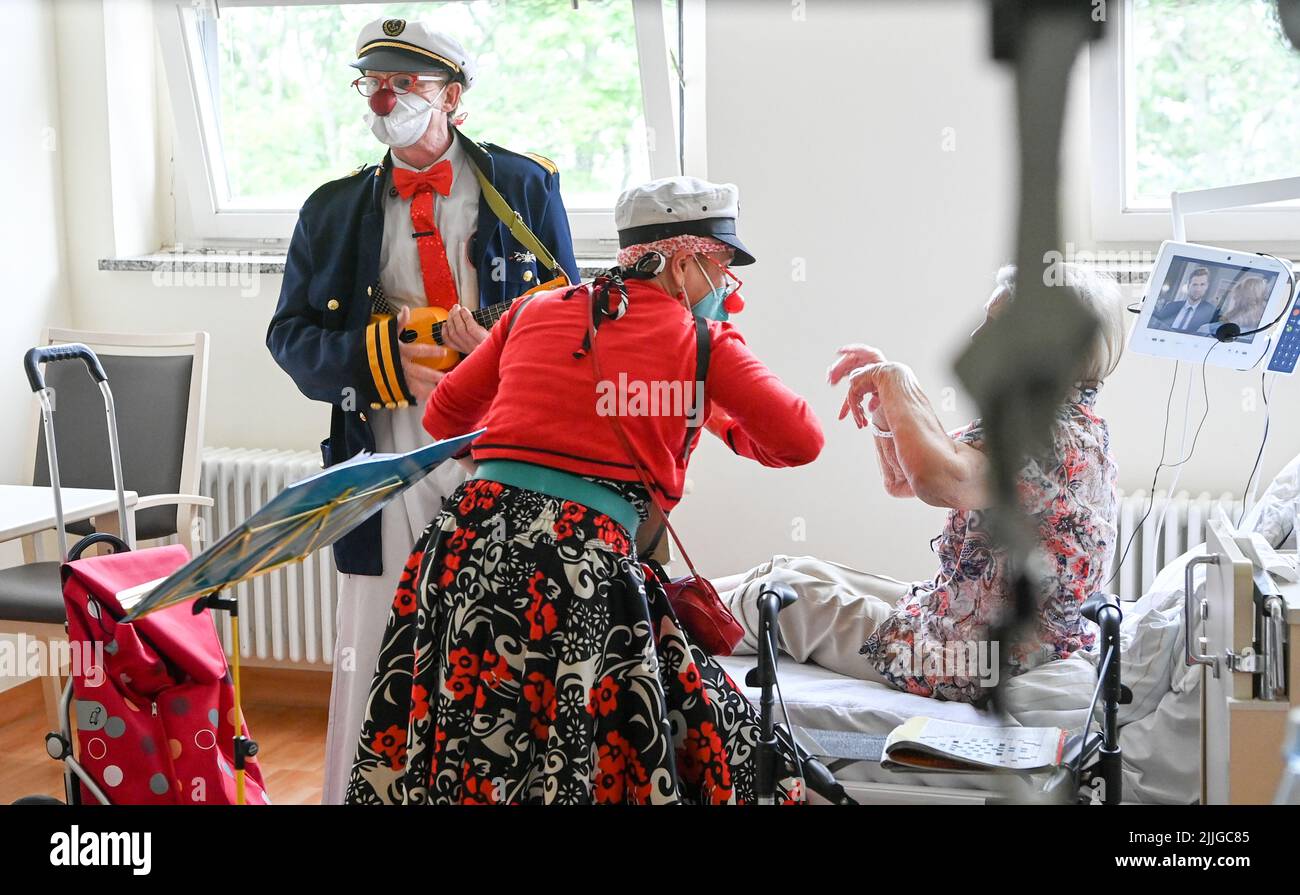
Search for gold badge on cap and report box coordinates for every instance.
[382,19,406,37]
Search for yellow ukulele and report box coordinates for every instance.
[371,274,569,371]
[366,153,569,383]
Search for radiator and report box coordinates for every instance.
[199,447,338,668]
[1113,490,1242,601]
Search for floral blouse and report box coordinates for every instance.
[860,387,1119,704]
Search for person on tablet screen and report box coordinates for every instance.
[1155,267,1218,332]
[1196,275,1269,338]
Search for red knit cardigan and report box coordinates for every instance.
[423,279,823,508]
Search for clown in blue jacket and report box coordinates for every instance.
[265,17,577,803]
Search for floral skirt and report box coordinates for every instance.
[344,478,804,805]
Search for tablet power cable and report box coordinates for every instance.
[1106,340,1219,590]
[1237,370,1275,528]
[1150,360,1196,550]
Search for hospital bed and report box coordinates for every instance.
[719,517,1296,804]
[1196,520,1298,803]
[717,652,1100,805]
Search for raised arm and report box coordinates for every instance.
[705,325,823,467]
[828,345,912,497]
[836,356,989,511]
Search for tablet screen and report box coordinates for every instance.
[1147,255,1279,344]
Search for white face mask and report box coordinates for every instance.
[364,84,447,149]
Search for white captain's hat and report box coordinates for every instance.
[614,176,754,265]
[351,18,477,89]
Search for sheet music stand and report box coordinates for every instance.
[119,430,482,803]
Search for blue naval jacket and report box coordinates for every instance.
[267,129,579,575]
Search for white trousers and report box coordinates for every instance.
[716,555,912,684]
[320,407,467,804]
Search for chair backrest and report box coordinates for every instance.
[31,329,209,542]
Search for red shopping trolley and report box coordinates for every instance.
[17,343,268,805]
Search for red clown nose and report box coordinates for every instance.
[724,291,745,314]
[369,89,397,116]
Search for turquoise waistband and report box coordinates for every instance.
[470,459,640,539]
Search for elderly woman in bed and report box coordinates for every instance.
[716,263,1126,703]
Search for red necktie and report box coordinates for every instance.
[392,160,459,311]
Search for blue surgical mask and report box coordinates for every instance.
[690,258,731,322]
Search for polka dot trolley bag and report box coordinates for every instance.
[60,543,270,805]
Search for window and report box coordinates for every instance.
[1089,0,1300,244]
[157,0,697,248]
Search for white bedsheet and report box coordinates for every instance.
[717,605,1198,804]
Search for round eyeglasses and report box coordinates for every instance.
[351,73,444,97]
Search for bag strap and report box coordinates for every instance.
[584,288,711,585]
[468,159,564,279]
[503,292,540,340]
[682,314,710,460]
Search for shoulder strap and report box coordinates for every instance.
[584,292,709,584]
[467,158,565,279]
[503,292,539,341]
[681,315,711,460]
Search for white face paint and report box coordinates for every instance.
[364,84,447,149]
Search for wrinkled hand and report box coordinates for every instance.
[827,344,889,386]
[396,306,445,405]
[837,362,903,429]
[441,304,490,355]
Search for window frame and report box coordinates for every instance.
[156,0,700,251]
[1088,0,1300,248]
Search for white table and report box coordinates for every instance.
[0,485,138,728]
[0,485,138,554]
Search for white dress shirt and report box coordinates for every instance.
[379,138,482,314]
[372,138,480,546]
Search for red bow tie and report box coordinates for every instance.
[392,159,453,200]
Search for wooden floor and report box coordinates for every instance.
[0,668,330,805]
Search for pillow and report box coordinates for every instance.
[1241,451,1300,549]
[1116,546,1207,724]
[999,549,1201,734]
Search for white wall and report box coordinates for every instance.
[681,0,1025,577]
[0,0,73,691]
[27,0,1300,587]
[0,0,71,488]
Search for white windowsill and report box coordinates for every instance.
[98,248,617,278]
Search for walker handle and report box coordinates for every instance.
[24,343,109,393]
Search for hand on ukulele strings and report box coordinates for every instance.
[396,306,446,405]
[441,304,490,355]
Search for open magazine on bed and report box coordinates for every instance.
[881,717,1069,774]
